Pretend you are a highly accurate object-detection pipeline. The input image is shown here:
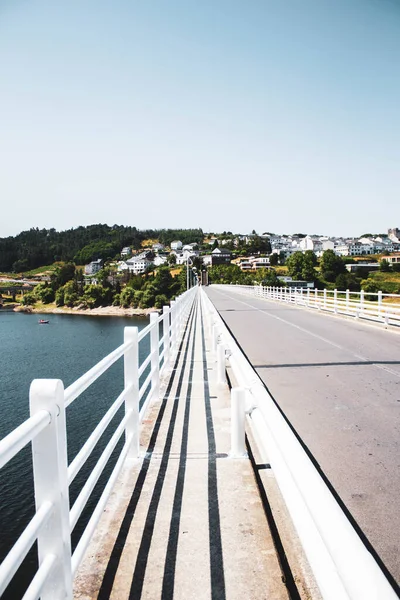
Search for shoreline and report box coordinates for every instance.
[11,305,156,318]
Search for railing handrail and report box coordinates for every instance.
[0,285,198,599]
[224,284,400,327]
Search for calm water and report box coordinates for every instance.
[0,311,149,599]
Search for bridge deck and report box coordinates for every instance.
[73,296,289,600]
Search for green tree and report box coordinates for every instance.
[208,264,243,284]
[278,251,286,265]
[12,259,29,273]
[40,287,55,304]
[153,266,174,296]
[22,292,36,305]
[55,287,65,306]
[269,253,278,266]
[247,236,271,254]
[301,250,317,280]
[320,250,346,282]
[256,269,280,286]
[361,279,379,293]
[155,294,169,309]
[286,252,304,279]
[112,293,121,306]
[82,284,113,308]
[33,282,55,303]
[134,290,144,306]
[120,287,135,308]
[286,251,317,281]
[127,274,145,290]
[335,272,360,292]
[62,281,79,307]
[140,284,157,308]
[379,259,391,272]
[51,263,76,290]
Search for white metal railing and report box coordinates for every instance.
[0,286,197,599]
[224,284,400,328]
[201,288,398,600]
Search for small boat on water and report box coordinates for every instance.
[38,319,49,324]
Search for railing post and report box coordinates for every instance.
[230,387,246,458]
[346,289,350,311]
[124,327,139,458]
[315,287,318,308]
[323,288,327,309]
[163,306,171,365]
[30,379,72,600]
[217,342,227,385]
[378,290,383,318]
[150,312,160,401]
[307,287,310,306]
[175,295,181,340]
[360,289,365,312]
[334,289,338,314]
[170,300,176,353]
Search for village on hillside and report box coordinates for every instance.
[1,226,400,312]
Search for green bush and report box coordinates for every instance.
[361,279,379,293]
[379,259,391,272]
[22,293,36,306]
[155,294,169,309]
[134,290,144,307]
[140,285,157,308]
[120,287,135,308]
[55,288,65,306]
[40,288,55,304]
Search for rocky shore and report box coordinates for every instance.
[12,305,155,318]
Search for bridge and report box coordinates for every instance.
[0,285,399,599]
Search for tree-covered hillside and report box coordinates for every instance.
[0,225,204,272]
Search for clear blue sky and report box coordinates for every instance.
[0,0,399,238]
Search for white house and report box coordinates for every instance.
[84,259,103,275]
[121,247,131,257]
[349,242,374,256]
[299,235,315,251]
[171,240,182,251]
[382,254,400,265]
[335,244,350,256]
[238,256,271,271]
[153,255,168,266]
[321,240,335,252]
[121,257,152,274]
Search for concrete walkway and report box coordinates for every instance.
[73,295,296,600]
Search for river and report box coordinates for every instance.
[0,310,149,599]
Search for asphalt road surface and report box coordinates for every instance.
[206,285,400,588]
